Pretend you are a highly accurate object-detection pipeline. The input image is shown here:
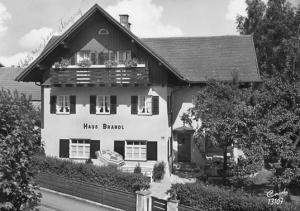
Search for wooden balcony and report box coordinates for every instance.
[50,64,149,86]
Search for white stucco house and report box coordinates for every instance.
[16,4,260,174]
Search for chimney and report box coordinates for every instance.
[119,14,131,30]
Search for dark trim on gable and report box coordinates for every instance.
[16,4,185,82]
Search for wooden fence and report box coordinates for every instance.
[36,173,136,211]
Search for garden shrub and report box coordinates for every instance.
[134,163,142,174]
[167,183,299,211]
[32,156,150,193]
[153,161,165,181]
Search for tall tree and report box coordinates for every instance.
[190,79,259,180]
[237,0,300,82]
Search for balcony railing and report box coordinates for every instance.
[50,64,149,86]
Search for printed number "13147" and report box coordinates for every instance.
[268,198,283,205]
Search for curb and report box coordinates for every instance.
[40,187,124,211]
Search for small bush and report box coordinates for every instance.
[153,161,165,181]
[134,163,142,174]
[167,182,299,211]
[85,158,93,164]
[32,156,150,193]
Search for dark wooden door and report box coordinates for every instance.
[177,133,191,162]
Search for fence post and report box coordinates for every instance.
[167,199,178,211]
[136,190,151,211]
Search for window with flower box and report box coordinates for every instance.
[96,95,110,114]
[57,95,70,114]
[50,95,76,114]
[138,96,152,115]
[90,95,117,115]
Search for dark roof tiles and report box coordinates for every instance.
[141,35,260,82]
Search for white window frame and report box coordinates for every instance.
[76,50,90,63]
[69,139,90,159]
[125,140,147,161]
[96,95,110,114]
[56,95,70,114]
[138,95,152,115]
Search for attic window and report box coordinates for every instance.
[98,28,109,35]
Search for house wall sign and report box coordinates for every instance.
[83,123,124,130]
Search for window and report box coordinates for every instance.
[77,50,90,63]
[57,95,70,114]
[125,141,146,161]
[96,95,110,114]
[98,28,109,35]
[70,139,90,159]
[98,51,116,64]
[117,50,131,64]
[138,96,152,115]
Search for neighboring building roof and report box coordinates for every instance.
[142,36,260,82]
[16,4,260,83]
[0,67,40,101]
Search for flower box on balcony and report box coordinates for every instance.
[50,63,149,86]
[52,64,146,69]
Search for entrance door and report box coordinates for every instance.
[177,133,191,162]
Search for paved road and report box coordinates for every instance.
[39,188,121,211]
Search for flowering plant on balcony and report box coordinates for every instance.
[53,58,70,69]
[124,58,138,67]
[104,60,118,68]
[78,58,92,68]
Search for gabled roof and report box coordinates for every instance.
[16,3,260,83]
[0,67,40,100]
[16,4,184,82]
[142,35,260,82]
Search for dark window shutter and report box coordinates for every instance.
[90,96,96,114]
[70,54,76,65]
[110,95,117,114]
[114,141,125,159]
[90,140,100,159]
[147,141,157,161]
[152,96,159,115]
[131,96,138,114]
[50,95,57,114]
[59,139,69,158]
[70,96,76,114]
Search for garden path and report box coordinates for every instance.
[149,174,196,200]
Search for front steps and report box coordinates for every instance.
[172,162,202,178]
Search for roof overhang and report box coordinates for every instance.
[16,4,186,82]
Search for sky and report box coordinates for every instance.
[0,0,298,66]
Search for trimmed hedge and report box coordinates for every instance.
[167,183,299,211]
[32,156,150,193]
